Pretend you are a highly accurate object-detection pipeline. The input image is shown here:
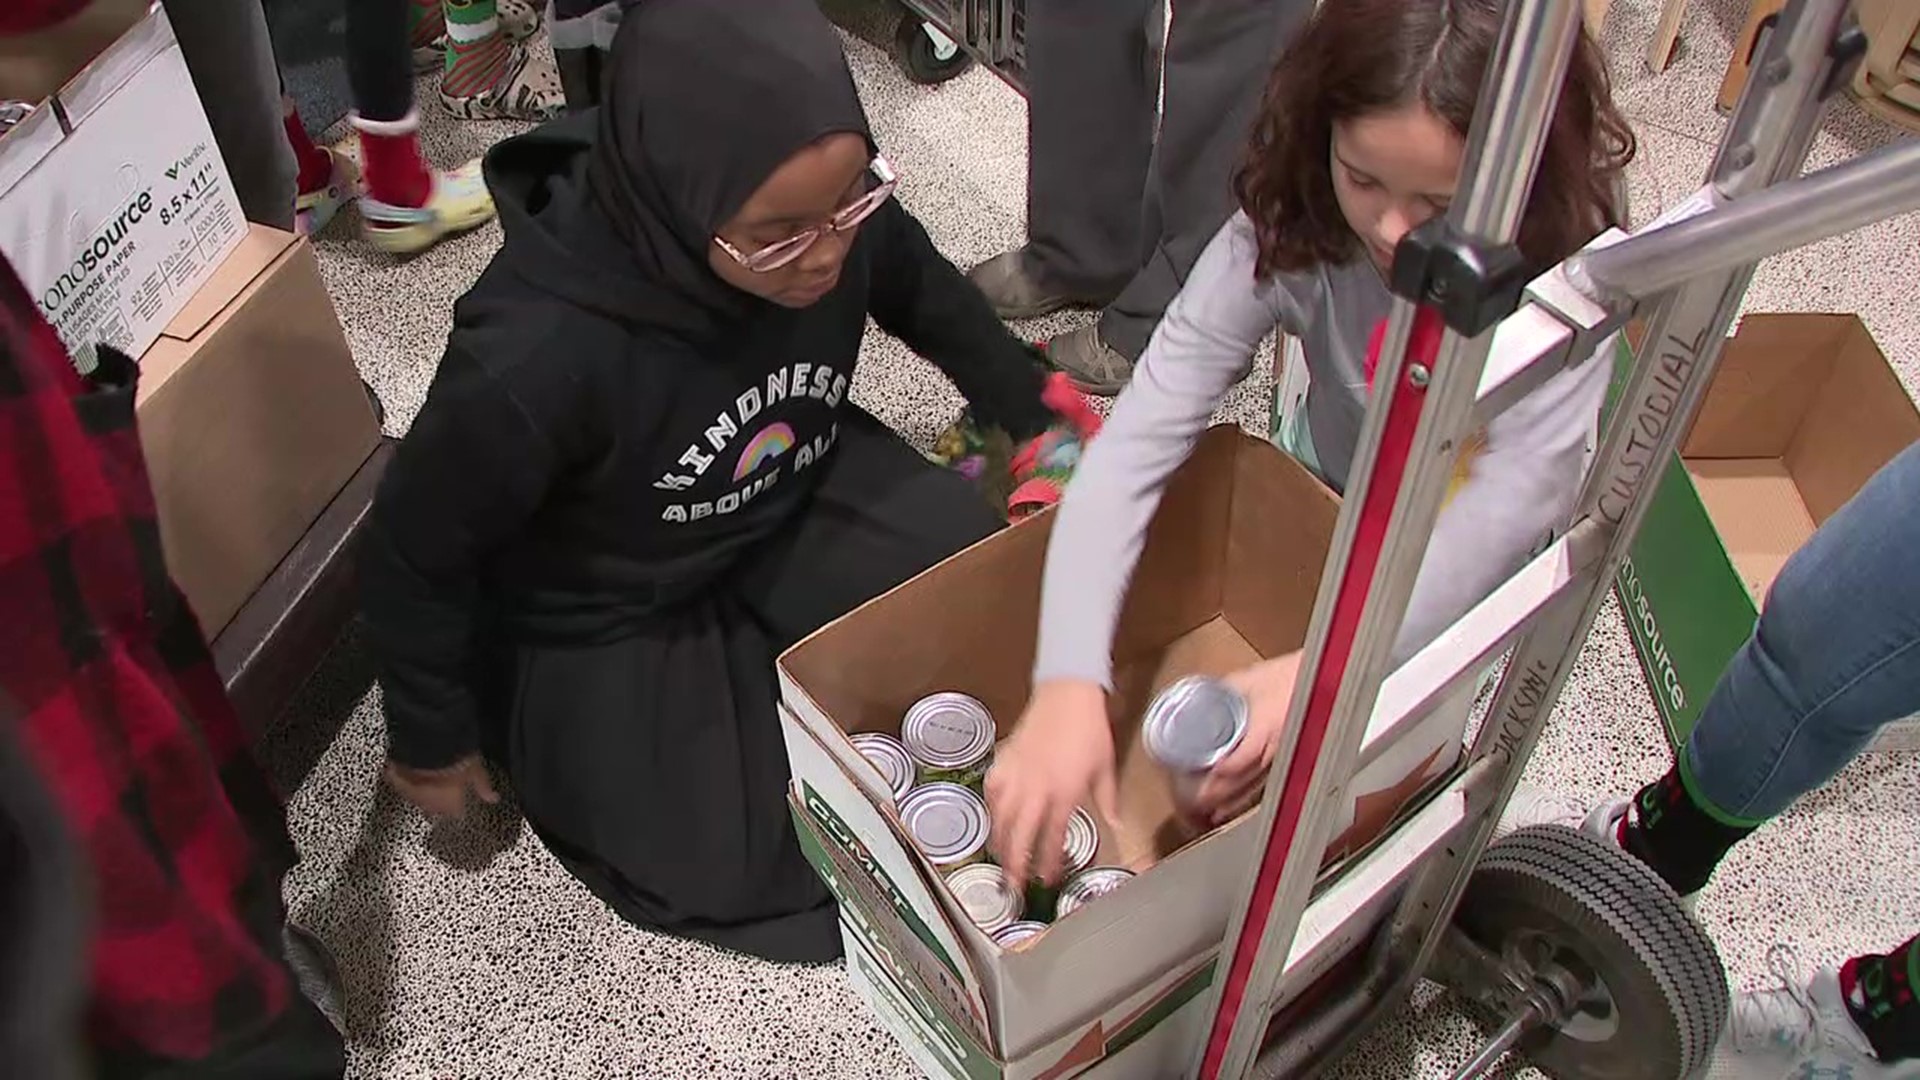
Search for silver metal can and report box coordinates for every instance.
[1055,866,1136,919]
[901,692,996,788]
[1024,805,1102,921]
[1062,806,1100,878]
[992,921,1049,949]
[849,732,916,803]
[946,863,1025,934]
[898,781,990,868]
[1141,675,1249,807]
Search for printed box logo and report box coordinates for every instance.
[1618,556,1686,714]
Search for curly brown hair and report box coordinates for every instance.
[1233,0,1635,279]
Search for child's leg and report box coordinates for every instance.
[437,0,563,122]
[347,0,496,254]
[1722,932,1920,1075]
[1622,441,1920,895]
[284,93,360,236]
[1845,932,1920,1064]
[549,0,623,111]
[346,0,425,209]
[408,0,540,72]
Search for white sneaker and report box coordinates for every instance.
[1496,786,1698,913]
[1495,782,1590,838]
[1711,946,1918,1079]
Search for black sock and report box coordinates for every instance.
[1618,766,1754,896]
[1844,933,1920,1063]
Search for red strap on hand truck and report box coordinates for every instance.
[1198,306,1447,1078]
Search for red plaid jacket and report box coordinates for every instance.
[0,255,297,1070]
[0,0,92,36]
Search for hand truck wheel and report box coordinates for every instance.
[889,9,973,85]
[1445,825,1729,1079]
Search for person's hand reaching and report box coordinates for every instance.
[386,754,500,819]
[1186,651,1305,828]
[985,679,1120,887]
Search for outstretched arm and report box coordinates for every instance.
[361,355,570,771]
[865,201,1055,442]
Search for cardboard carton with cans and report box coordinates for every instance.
[776,428,1472,1078]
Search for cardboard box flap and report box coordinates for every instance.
[1221,439,1339,658]
[55,2,174,128]
[162,226,299,342]
[1110,429,1240,667]
[1684,459,1814,599]
[1682,313,1848,460]
[1785,317,1920,525]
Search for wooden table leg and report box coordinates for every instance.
[1647,0,1692,72]
[1586,0,1612,35]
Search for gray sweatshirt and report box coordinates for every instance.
[1034,211,1613,689]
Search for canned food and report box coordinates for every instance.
[898,782,990,868]
[901,692,996,788]
[992,921,1049,949]
[850,732,916,803]
[947,863,1025,934]
[1024,806,1102,921]
[1062,806,1099,876]
[1055,866,1136,919]
[1141,676,1249,806]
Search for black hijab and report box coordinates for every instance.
[586,0,875,338]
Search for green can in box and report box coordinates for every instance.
[901,692,995,788]
[1022,806,1099,921]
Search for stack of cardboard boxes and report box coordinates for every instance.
[776,429,1474,1078]
[0,8,383,705]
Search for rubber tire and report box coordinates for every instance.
[1455,825,1729,1080]
[890,11,974,85]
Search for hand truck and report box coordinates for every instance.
[870,0,1030,92]
[1173,2,1920,1078]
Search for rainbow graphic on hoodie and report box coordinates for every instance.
[733,421,797,481]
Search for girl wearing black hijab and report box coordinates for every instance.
[359,0,1076,963]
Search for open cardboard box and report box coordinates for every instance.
[1616,314,1920,751]
[777,428,1466,1071]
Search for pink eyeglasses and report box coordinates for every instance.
[713,156,898,273]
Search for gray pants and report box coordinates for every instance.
[162,0,296,230]
[1025,0,1310,359]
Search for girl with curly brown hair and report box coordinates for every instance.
[987,0,1637,885]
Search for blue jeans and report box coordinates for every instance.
[1682,441,1920,825]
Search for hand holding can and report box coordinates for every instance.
[1141,676,1249,817]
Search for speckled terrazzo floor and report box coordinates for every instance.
[277,1,1920,1077]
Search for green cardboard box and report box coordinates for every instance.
[1612,314,1920,749]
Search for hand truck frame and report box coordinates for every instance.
[1169,2,1920,1077]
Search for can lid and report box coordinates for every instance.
[1141,676,1249,771]
[902,692,996,769]
[1062,807,1099,875]
[1058,866,1136,917]
[992,921,1049,948]
[851,733,916,800]
[947,864,1022,931]
[899,782,989,864]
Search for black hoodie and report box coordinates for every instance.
[361,0,1051,769]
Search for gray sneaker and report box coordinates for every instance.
[1047,323,1135,397]
[968,249,1107,320]
[1498,785,1698,914]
